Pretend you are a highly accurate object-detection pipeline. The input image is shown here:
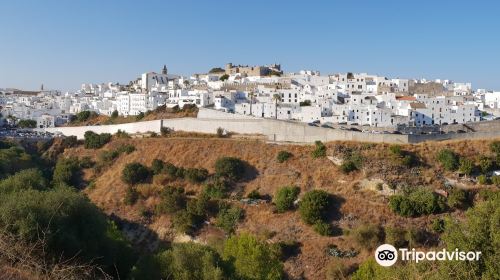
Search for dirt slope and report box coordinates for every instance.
[63,137,497,279]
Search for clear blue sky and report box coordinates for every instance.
[1,0,499,91]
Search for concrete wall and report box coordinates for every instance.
[44,108,500,144]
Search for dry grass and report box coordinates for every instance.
[61,137,500,280]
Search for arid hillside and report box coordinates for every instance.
[62,136,498,280]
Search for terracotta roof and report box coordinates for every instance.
[395,96,416,101]
[410,102,427,109]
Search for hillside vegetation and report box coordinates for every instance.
[0,134,498,279]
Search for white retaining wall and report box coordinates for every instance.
[44,108,500,144]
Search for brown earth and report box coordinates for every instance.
[62,137,498,280]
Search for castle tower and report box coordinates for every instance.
[162,65,168,75]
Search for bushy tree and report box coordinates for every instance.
[121,162,151,185]
[17,119,37,128]
[478,156,494,174]
[0,145,35,178]
[0,187,136,278]
[53,156,82,187]
[436,149,459,171]
[151,159,165,175]
[184,168,209,183]
[223,233,283,280]
[214,157,245,180]
[111,110,119,119]
[299,190,331,225]
[447,188,469,209]
[215,204,243,234]
[274,186,300,213]
[0,168,47,193]
[389,188,446,217]
[84,131,111,149]
[156,186,186,214]
[458,158,474,175]
[75,110,96,122]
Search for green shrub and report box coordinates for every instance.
[436,149,459,171]
[458,158,474,175]
[313,221,333,236]
[53,156,81,187]
[136,112,145,120]
[162,243,227,279]
[489,140,500,154]
[216,127,225,138]
[156,186,186,214]
[184,168,209,183]
[247,189,262,199]
[172,209,197,234]
[215,204,243,234]
[116,144,135,154]
[352,224,384,250]
[114,129,130,138]
[75,110,97,122]
[478,174,489,185]
[223,233,283,280]
[274,186,300,213]
[340,161,357,173]
[385,227,408,248]
[405,227,427,246]
[202,181,228,199]
[389,144,403,156]
[0,187,135,277]
[277,151,293,163]
[478,156,494,174]
[447,188,469,209]
[125,186,139,205]
[84,131,112,149]
[491,175,500,186]
[0,168,47,193]
[151,159,165,175]
[311,141,327,158]
[431,218,445,233]
[17,119,37,128]
[214,157,245,180]
[299,190,331,225]
[111,110,119,118]
[121,162,151,185]
[340,151,363,173]
[0,145,35,179]
[389,188,446,217]
[79,156,95,168]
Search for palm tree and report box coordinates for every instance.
[272,93,282,119]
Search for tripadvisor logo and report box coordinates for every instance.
[375,244,482,267]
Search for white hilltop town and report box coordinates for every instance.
[1,63,500,137]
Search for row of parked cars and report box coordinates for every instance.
[307,121,402,134]
[0,128,54,139]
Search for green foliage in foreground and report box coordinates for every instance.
[131,234,284,280]
[352,194,500,280]
[389,188,446,217]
